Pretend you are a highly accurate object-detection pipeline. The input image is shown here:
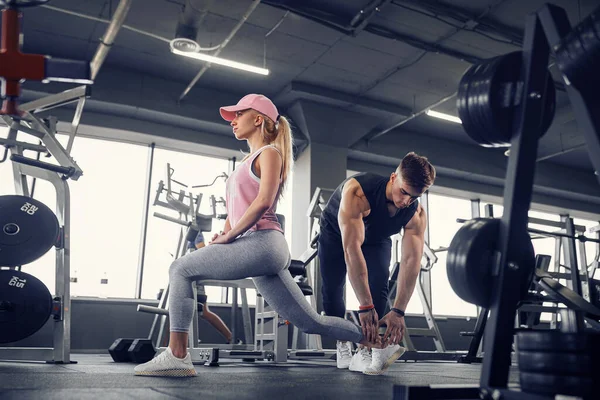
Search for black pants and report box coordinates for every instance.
[318,223,391,318]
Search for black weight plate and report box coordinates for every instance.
[459,63,492,146]
[0,195,59,267]
[0,270,52,343]
[519,371,594,398]
[490,52,555,145]
[469,59,492,146]
[447,218,497,306]
[477,55,507,146]
[517,350,592,375]
[490,52,522,146]
[516,330,600,353]
[467,58,495,147]
[447,218,535,307]
[457,65,479,142]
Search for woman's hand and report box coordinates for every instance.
[210,231,235,245]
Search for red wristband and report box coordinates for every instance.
[358,304,375,310]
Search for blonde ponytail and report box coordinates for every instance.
[257,112,294,195]
[272,116,293,193]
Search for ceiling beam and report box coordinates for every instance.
[393,0,523,45]
[275,81,412,118]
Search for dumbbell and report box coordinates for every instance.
[108,338,156,363]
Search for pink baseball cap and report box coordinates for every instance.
[219,94,279,123]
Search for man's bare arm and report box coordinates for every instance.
[338,180,372,307]
[392,206,427,311]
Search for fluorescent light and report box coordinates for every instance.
[170,41,269,76]
[426,109,462,124]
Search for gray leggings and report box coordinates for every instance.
[168,229,363,343]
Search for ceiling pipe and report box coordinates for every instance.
[393,0,522,45]
[351,92,457,147]
[178,0,262,102]
[350,0,392,36]
[90,0,133,80]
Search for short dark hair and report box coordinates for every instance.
[397,152,436,190]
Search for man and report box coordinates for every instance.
[318,152,436,375]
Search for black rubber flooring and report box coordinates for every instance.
[0,353,519,400]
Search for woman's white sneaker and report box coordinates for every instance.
[363,344,406,375]
[134,347,197,377]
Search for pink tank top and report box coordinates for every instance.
[225,145,283,234]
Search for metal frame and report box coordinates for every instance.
[394,3,600,398]
[388,238,466,362]
[0,87,89,363]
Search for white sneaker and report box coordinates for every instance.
[349,346,372,372]
[363,344,406,375]
[336,341,353,369]
[134,347,197,377]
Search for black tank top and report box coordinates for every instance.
[320,173,418,244]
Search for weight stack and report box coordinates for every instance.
[516,331,600,399]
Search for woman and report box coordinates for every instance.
[134,94,378,377]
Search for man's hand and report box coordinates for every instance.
[359,309,380,345]
[209,231,235,245]
[379,311,406,346]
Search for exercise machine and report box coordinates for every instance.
[388,238,468,362]
[394,3,600,398]
[0,89,89,364]
[458,210,600,364]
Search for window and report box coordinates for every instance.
[141,148,230,301]
[429,193,478,317]
[1,130,148,298]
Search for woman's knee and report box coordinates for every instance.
[169,258,185,279]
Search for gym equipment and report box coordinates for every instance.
[0,195,59,266]
[0,269,53,344]
[460,213,600,364]
[108,338,156,363]
[387,239,467,362]
[447,218,535,308]
[0,81,88,365]
[517,327,599,399]
[457,51,556,147]
[394,3,600,399]
[0,1,91,116]
[108,338,135,362]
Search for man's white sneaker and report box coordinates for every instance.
[363,344,406,375]
[336,341,353,369]
[349,346,372,372]
[134,347,197,377]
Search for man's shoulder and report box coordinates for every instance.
[406,204,427,231]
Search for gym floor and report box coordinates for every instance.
[0,355,520,400]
